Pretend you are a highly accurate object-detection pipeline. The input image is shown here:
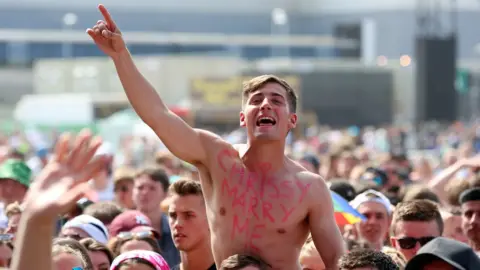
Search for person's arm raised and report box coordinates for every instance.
[87,5,212,165]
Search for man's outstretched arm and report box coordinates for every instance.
[88,5,213,165]
[308,175,346,269]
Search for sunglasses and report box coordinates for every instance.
[117,231,155,241]
[396,236,436,249]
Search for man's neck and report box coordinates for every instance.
[179,242,214,270]
[243,139,286,172]
[470,240,480,251]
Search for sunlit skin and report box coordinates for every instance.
[53,253,83,270]
[88,251,110,270]
[390,220,441,261]
[299,242,325,270]
[115,180,134,209]
[443,214,468,244]
[461,200,480,250]
[356,202,390,250]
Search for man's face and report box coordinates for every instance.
[461,201,480,246]
[356,202,390,246]
[168,194,209,252]
[0,179,27,204]
[240,82,296,142]
[115,179,134,209]
[390,220,440,261]
[133,175,166,213]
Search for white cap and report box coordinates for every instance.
[95,142,113,157]
[62,214,109,244]
[350,189,393,214]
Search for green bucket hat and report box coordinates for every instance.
[0,159,32,187]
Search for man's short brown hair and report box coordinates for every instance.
[220,254,270,270]
[338,249,399,270]
[242,75,297,113]
[168,179,203,197]
[135,167,170,192]
[390,199,443,236]
[83,201,124,226]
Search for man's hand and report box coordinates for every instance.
[23,130,109,222]
[86,4,127,58]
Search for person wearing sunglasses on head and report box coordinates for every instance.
[389,199,443,261]
[110,229,161,257]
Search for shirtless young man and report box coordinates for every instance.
[87,5,345,269]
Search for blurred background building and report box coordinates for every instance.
[0,0,478,148]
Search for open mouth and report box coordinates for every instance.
[256,116,277,126]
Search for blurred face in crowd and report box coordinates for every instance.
[114,179,134,209]
[0,178,27,205]
[5,213,21,235]
[356,202,390,247]
[461,201,480,248]
[390,220,441,261]
[443,214,468,244]
[53,252,83,270]
[240,82,297,142]
[88,251,110,270]
[337,156,357,178]
[168,194,209,252]
[92,165,110,190]
[133,175,166,213]
[0,243,12,268]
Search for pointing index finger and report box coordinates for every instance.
[98,4,117,31]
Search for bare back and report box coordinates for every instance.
[198,141,318,269]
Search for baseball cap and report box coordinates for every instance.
[328,179,356,202]
[62,214,109,244]
[350,189,393,214]
[109,210,152,237]
[405,237,480,270]
[0,159,32,187]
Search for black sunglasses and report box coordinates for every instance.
[396,236,436,249]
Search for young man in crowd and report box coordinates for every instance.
[132,167,180,266]
[88,4,345,269]
[168,179,215,270]
[459,187,480,253]
[389,199,443,261]
[350,189,393,250]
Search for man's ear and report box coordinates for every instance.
[240,111,246,127]
[288,114,298,129]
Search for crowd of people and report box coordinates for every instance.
[2,3,480,270]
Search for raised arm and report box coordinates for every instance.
[307,174,346,269]
[87,5,213,165]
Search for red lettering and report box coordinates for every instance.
[245,173,260,198]
[296,181,312,203]
[232,191,247,210]
[247,224,265,252]
[231,215,248,240]
[262,201,275,223]
[217,149,233,172]
[222,178,238,197]
[280,204,296,222]
[229,163,246,184]
[266,181,281,199]
[247,195,259,219]
[279,180,294,199]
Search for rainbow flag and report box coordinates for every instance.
[331,191,366,225]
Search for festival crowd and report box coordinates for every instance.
[2,4,480,270]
